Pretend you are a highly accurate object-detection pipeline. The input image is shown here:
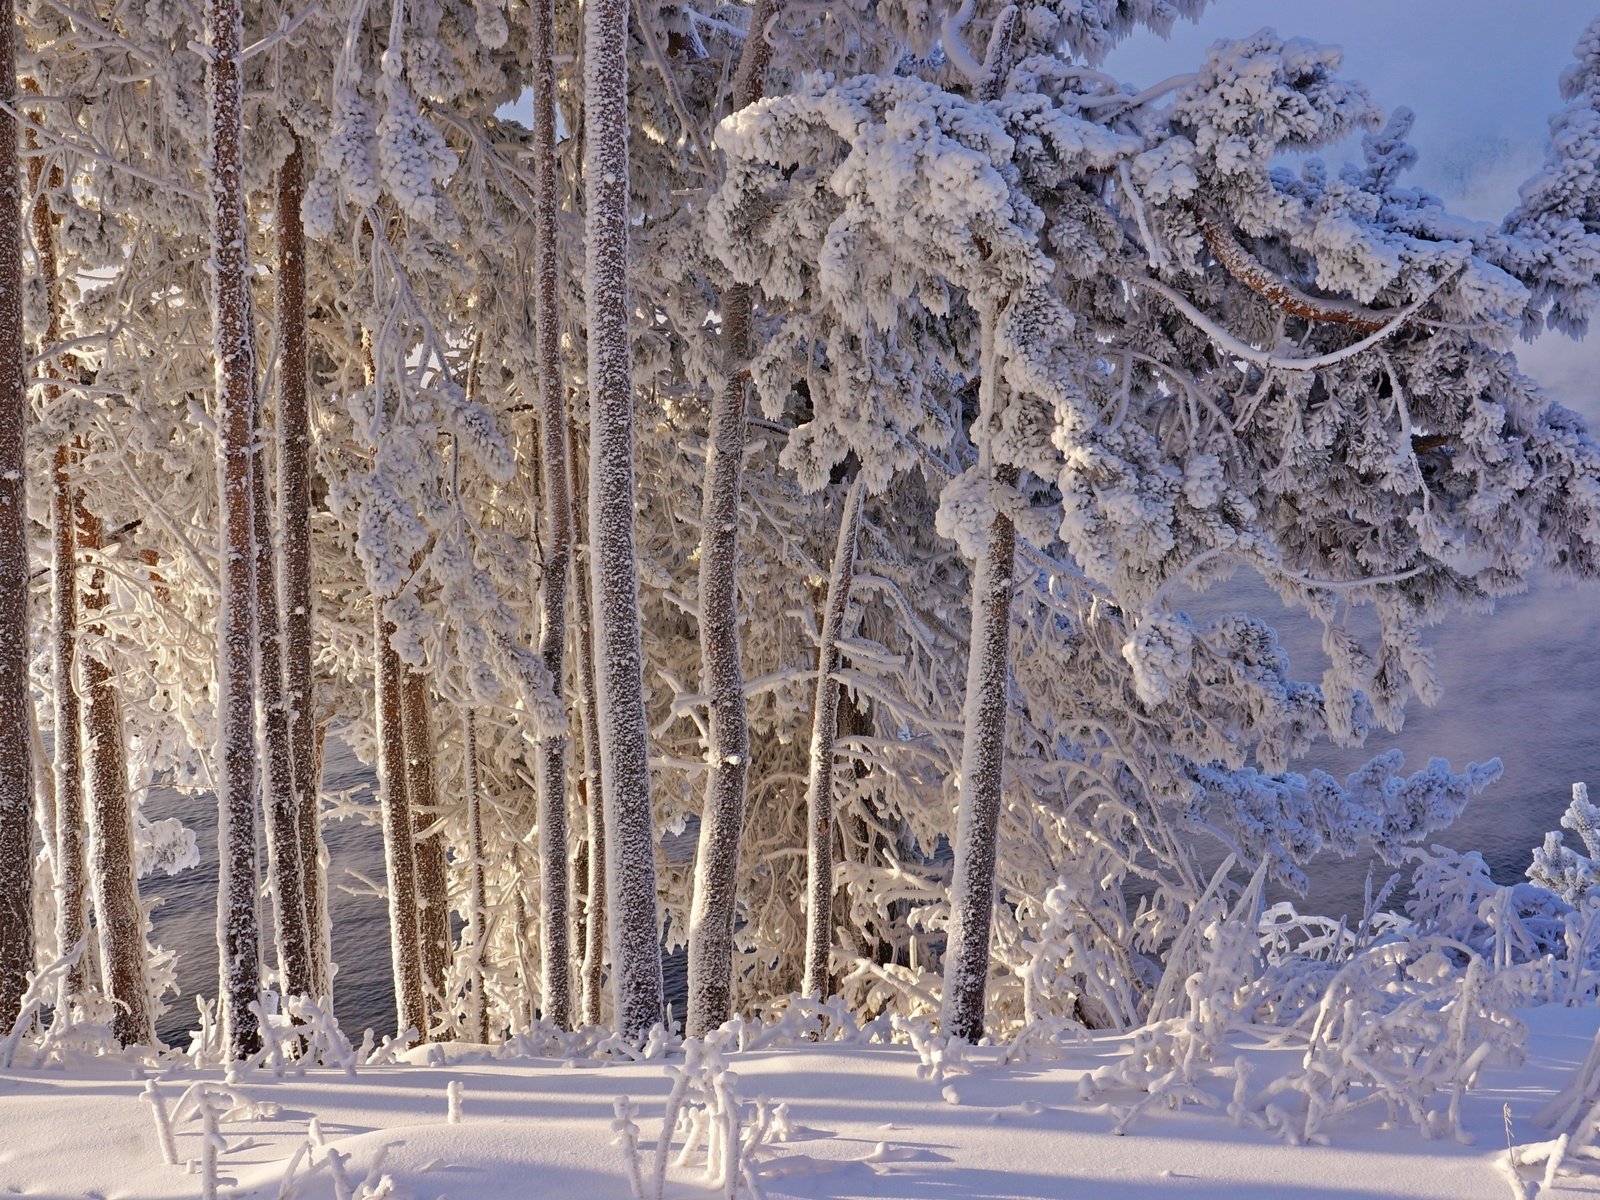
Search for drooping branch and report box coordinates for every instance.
[1123,266,1449,373]
[1193,208,1398,333]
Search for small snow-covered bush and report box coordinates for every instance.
[1529,783,1600,904]
[614,1032,786,1200]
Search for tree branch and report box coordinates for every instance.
[1193,207,1399,333]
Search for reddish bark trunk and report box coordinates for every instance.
[79,511,155,1046]
[0,0,36,1031]
[205,0,263,1059]
[402,664,450,1032]
[277,132,331,1000]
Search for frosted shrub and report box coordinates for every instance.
[1529,783,1600,903]
[614,1033,782,1200]
[1076,859,1267,1132]
[1240,942,1524,1145]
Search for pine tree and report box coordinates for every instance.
[684,0,780,1042]
[801,473,865,1000]
[584,0,665,1042]
[462,708,490,1041]
[29,147,88,1002]
[569,423,608,1028]
[376,597,426,1040]
[402,665,449,1027]
[78,511,155,1046]
[530,0,573,1030]
[252,386,313,1001]
[204,0,262,1058]
[0,0,36,1032]
[276,132,331,1000]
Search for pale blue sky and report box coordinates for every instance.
[1108,0,1597,220]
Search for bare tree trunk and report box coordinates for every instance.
[28,133,89,1001]
[940,457,1018,1043]
[204,0,263,1059]
[50,462,85,1000]
[277,131,331,1001]
[361,329,426,1041]
[529,0,572,1030]
[402,665,450,1032]
[78,513,155,1045]
[377,608,427,1040]
[801,474,866,999]
[569,424,607,1028]
[683,0,778,1040]
[251,402,313,1000]
[683,283,753,1039]
[583,0,664,1042]
[0,0,36,1032]
[463,708,489,1042]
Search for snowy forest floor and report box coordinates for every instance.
[4,1005,1599,1200]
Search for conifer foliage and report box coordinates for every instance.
[2,0,1599,1058]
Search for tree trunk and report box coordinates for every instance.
[29,137,89,1002]
[569,423,607,1028]
[376,607,427,1040]
[583,0,664,1042]
[939,461,1018,1043]
[0,0,36,1032]
[251,398,313,1000]
[463,708,489,1042]
[684,285,754,1039]
[50,458,86,1002]
[79,513,156,1046]
[529,0,572,1031]
[683,0,779,1041]
[204,0,263,1059]
[402,665,450,1031]
[277,131,331,1000]
[801,474,866,999]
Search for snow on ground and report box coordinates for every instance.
[3,1005,1598,1200]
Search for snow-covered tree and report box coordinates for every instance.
[1530,783,1600,904]
[205,0,265,1058]
[711,5,1600,1038]
[0,0,37,1032]
[584,0,665,1043]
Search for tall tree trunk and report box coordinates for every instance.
[78,513,156,1045]
[0,0,36,1032]
[28,132,88,1001]
[800,474,866,999]
[48,448,82,992]
[277,131,330,1000]
[205,0,262,1059]
[529,0,572,1030]
[402,665,450,1030]
[251,404,313,1000]
[940,428,1017,1042]
[376,607,426,1039]
[365,327,424,1041]
[938,0,1024,1048]
[683,282,754,1039]
[583,0,664,1042]
[463,708,489,1042]
[50,455,86,1006]
[683,0,780,1042]
[569,423,607,1028]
